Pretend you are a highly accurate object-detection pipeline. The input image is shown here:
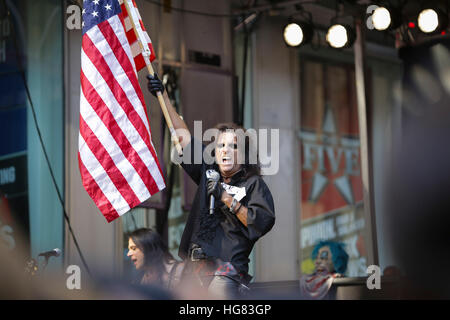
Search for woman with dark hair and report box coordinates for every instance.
[127,228,184,289]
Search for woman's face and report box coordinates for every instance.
[127,238,145,270]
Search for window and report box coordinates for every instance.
[0,0,64,268]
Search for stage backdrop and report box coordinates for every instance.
[299,58,369,277]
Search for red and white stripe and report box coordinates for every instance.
[119,0,156,72]
[79,10,164,222]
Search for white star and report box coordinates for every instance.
[93,0,99,5]
[105,4,112,10]
[82,8,86,15]
[82,21,85,27]
[92,11,98,17]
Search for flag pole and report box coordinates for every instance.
[123,0,183,157]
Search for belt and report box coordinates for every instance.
[188,245,209,262]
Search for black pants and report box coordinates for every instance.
[182,260,242,299]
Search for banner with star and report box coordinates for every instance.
[299,60,369,277]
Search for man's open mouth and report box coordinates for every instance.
[222,156,232,164]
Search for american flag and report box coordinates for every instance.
[79,0,165,222]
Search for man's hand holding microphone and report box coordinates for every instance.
[206,170,224,215]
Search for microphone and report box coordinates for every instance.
[38,248,62,259]
[206,169,220,215]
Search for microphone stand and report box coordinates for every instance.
[41,256,50,272]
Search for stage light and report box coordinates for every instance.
[371,6,402,31]
[326,24,355,49]
[283,22,313,47]
[372,7,391,31]
[418,8,448,34]
[418,9,439,33]
[284,23,303,46]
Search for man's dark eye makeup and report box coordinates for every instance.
[217,143,238,149]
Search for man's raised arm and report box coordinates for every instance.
[147,74,191,149]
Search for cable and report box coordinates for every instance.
[143,0,236,18]
[4,1,92,277]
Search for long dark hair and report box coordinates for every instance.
[212,122,261,178]
[129,228,174,284]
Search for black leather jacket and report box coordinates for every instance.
[178,137,276,278]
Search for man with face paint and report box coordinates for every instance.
[315,245,335,274]
[147,75,275,299]
[300,240,349,299]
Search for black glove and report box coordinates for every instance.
[207,179,224,201]
[146,73,165,97]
